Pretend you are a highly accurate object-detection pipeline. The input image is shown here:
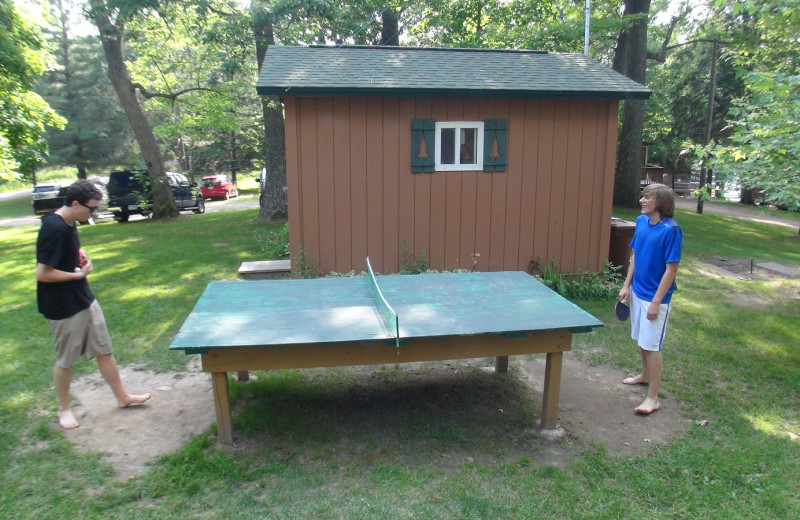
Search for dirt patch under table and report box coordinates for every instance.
[59,352,691,482]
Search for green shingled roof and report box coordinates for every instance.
[256,45,651,100]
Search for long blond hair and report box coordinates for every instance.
[642,183,676,218]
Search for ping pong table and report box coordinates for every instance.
[171,268,602,445]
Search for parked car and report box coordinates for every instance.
[107,169,205,222]
[31,178,109,218]
[31,182,68,217]
[200,174,238,200]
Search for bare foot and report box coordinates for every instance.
[118,393,151,409]
[634,398,661,415]
[58,409,79,429]
[623,374,648,385]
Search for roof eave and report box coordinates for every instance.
[256,86,652,101]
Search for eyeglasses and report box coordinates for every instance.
[79,202,100,213]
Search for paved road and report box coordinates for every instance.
[0,189,30,202]
[0,192,259,227]
[674,196,799,231]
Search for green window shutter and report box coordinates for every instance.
[411,119,435,173]
[483,119,507,172]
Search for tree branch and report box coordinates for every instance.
[132,84,220,100]
[646,16,679,63]
[663,38,734,52]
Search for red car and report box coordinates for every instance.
[199,174,238,200]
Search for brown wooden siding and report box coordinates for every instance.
[285,96,619,275]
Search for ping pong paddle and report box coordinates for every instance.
[615,301,630,321]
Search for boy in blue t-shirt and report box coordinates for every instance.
[618,183,682,415]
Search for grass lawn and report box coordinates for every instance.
[0,204,798,519]
[0,193,35,220]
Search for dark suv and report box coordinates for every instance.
[107,170,205,222]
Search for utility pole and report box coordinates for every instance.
[584,0,591,56]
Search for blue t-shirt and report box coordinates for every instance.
[629,214,682,303]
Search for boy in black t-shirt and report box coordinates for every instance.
[36,180,150,429]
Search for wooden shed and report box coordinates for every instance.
[256,46,651,275]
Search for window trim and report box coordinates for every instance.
[434,121,485,171]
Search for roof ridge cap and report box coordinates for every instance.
[303,45,548,55]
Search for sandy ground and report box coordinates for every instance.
[62,358,216,481]
[61,353,690,482]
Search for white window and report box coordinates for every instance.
[434,121,484,171]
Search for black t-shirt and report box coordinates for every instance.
[36,212,95,320]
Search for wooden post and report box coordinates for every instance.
[495,355,509,373]
[540,351,563,429]
[211,371,233,445]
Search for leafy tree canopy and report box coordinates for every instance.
[712,72,800,211]
[124,0,263,175]
[1,0,65,180]
[700,0,800,211]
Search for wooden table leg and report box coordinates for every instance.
[211,371,233,445]
[237,371,250,382]
[540,351,563,430]
[495,355,509,373]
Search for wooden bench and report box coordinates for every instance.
[237,259,291,279]
[236,259,291,381]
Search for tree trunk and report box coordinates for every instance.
[613,0,650,208]
[696,40,719,215]
[616,100,646,207]
[259,96,287,220]
[230,132,238,184]
[381,8,400,45]
[89,2,177,219]
[252,2,287,221]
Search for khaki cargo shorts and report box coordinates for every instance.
[49,300,113,368]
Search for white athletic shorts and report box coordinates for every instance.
[630,291,671,352]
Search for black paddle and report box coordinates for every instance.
[615,300,630,321]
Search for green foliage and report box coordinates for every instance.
[531,258,624,300]
[269,0,389,45]
[403,0,626,58]
[0,0,45,87]
[132,169,152,211]
[124,1,263,176]
[35,28,134,173]
[675,1,800,209]
[0,0,65,180]
[644,33,746,179]
[294,244,324,278]
[253,221,290,258]
[398,240,430,274]
[711,72,800,211]
[713,0,800,73]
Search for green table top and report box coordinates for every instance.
[170,271,602,353]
